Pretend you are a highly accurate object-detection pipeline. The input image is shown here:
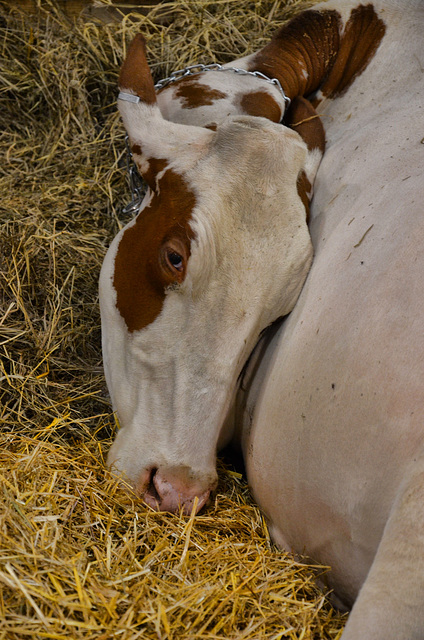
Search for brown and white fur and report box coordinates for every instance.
[100,1,424,637]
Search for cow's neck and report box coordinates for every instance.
[249,5,386,104]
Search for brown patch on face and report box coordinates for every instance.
[319,5,386,99]
[285,97,325,223]
[285,96,325,153]
[297,170,312,224]
[113,167,196,332]
[204,123,217,131]
[238,90,282,123]
[248,5,385,103]
[173,77,227,109]
[119,33,156,104]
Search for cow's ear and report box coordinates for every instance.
[118,34,214,191]
[119,34,157,106]
[285,97,325,221]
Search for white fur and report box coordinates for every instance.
[101,112,313,494]
[236,2,424,638]
[102,2,424,637]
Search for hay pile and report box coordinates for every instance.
[0,1,347,637]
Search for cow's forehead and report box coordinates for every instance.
[209,116,306,197]
[112,118,306,335]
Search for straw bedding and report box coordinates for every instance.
[0,0,347,637]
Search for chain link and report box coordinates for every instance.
[121,134,146,215]
[121,64,291,215]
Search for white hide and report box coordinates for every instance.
[101,114,312,494]
[235,1,424,638]
[102,1,424,637]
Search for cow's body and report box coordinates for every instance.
[101,1,424,637]
[236,0,424,618]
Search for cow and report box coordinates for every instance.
[99,1,424,637]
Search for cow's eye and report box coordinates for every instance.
[166,250,183,272]
[160,239,187,281]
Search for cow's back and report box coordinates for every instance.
[238,0,424,606]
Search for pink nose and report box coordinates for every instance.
[141,467,212,514]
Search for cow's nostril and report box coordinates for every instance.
[143,468,160,507]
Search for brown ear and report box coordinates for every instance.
[119,33,156,104]
[285,96,325,222]
[117,34,215,193]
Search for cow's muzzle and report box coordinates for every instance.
[137,465,217,514]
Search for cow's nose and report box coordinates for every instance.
[142,467,212,514]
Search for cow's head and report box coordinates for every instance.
[100,35,324,513]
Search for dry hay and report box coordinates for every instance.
[0,0,347,637]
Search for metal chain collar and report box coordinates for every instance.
[122,134,145,215]
[121,64,291,215]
